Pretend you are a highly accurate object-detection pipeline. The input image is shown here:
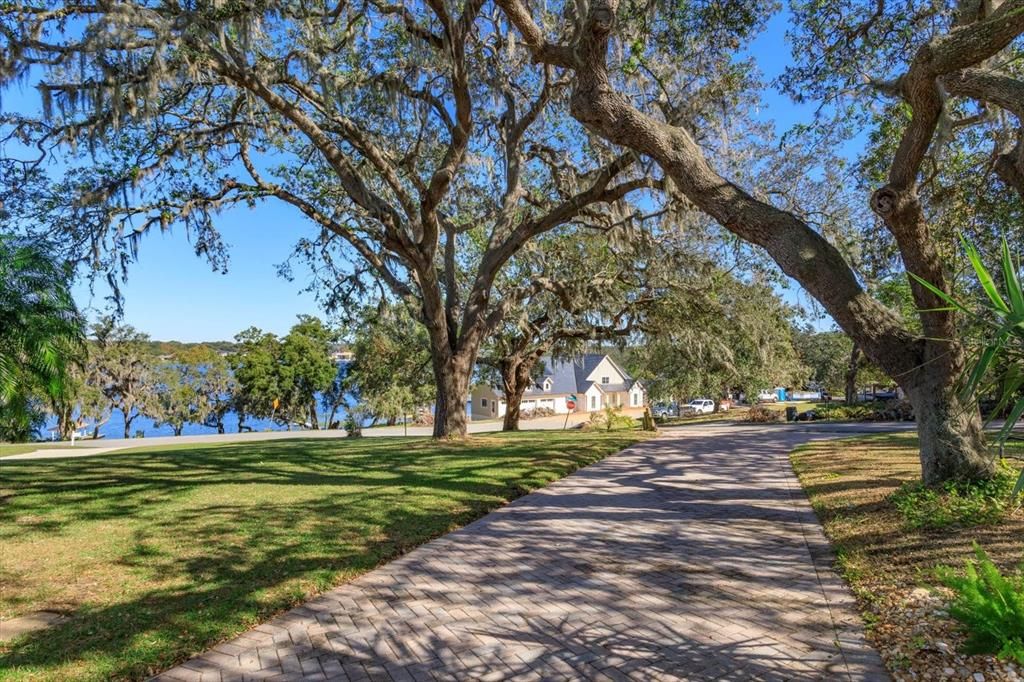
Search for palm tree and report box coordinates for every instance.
[0,234,85,441]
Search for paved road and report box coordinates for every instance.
[154,423,894,681]
[4,411,643,461]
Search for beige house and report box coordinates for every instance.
[471,354,645,420]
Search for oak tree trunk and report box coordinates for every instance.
[56,404,74,441]
[502,394,523,431]
[500,355,539,431]
[432,357,472,438]
[845,345,861,405]
[902,358,991,485]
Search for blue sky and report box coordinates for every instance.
[68,208,323,341]
[3,9,834,342]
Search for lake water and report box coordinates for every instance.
[39,409,328,441]
[37,401,475,442]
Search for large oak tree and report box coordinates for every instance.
[1,1,665,438]
[495,0,1024,483]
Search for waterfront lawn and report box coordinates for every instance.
[0,443,107,458]
[0,431,645,681]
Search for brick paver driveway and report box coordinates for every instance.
[156,423,893,681]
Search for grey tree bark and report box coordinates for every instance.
[431,352,473,439]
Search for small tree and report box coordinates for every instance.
[149,363,208,437]
[191,348,236,435]
[634,274,805,404]
[51,353,111,441]
[229,328,284,431]
[90,319,154,439]
[320,361,351,431]
[279,316,338,429]
[793,329,852,397]
[345,304,435,426]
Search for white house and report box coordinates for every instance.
[470,354,646,420]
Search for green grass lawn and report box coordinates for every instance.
[0,443,108,458]
[0,431,645,681]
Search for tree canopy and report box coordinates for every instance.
[633,273,805,403]
[494,0,1024,483]
[0,0,689,437]
[3,1,1022,482]
[344,303,435,426]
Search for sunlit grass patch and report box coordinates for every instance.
[0,431,646,681]
[891,463,1018,529]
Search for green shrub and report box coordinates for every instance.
[343,408,365,437]
[816,403,879,421]
[813,400,914,422]
[745,406,782,423]
[891,463,1016,529]
[587,405,635,431]
[816,404,860,420]
[936,544,1024,664]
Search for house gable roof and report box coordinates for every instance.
[513,353,638,398]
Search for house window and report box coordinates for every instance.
[590,395,597,409]
[481,397,488,407]
[631,392,638,406]
[601,376,610,384]
[543,379,552,391]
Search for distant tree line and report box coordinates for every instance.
[42,316,342,440]
[2,295,444,442]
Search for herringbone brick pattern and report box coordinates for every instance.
[154,424,888,681]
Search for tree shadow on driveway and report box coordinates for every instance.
[151,428,889,680]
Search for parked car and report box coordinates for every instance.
[651,402,679,418]
[756,390,778,403]
[681,399,716,415]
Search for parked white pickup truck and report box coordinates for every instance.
[681,399,716,415]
